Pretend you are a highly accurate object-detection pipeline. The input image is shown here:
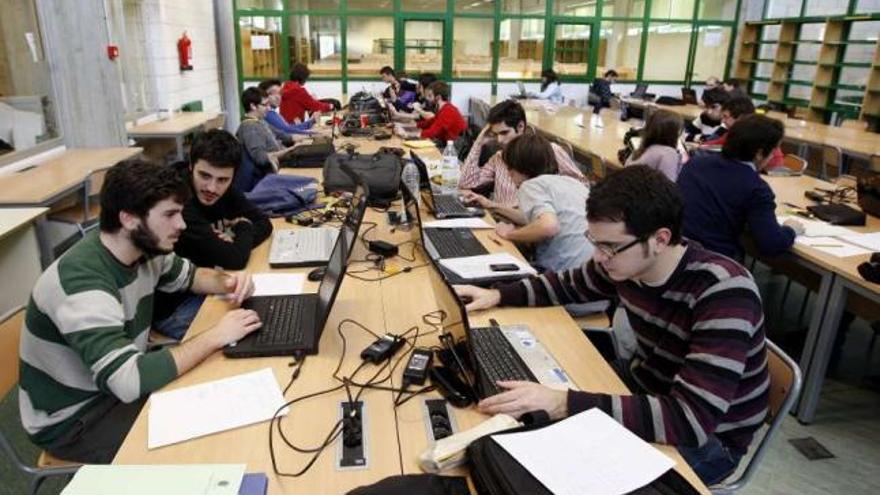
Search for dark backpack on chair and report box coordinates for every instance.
[323,149,403,206]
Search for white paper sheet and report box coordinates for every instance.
[777,215,856,237]
[795,236,872,258]
[424,218,493,229]
[438,252,537,279]
[837,232,880,252]
[251,273,306,296]
[148,368,289,449]
[492,409,675,495]
[62,464,245,495]
[251,35,271,50]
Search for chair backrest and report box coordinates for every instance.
[711,339,801,494]
[821,145,842,180]
[782,154,807,174]
[871,154,880,173]
[0,307,24,399]
[841,119,867,131]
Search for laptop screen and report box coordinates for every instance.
[517,81,526,96]
[426,255,470,346]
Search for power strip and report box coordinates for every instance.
[337,401,368,470]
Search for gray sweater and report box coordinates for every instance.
[236,118,282,171]
[625,144,683,182]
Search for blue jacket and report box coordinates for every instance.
[677,153,796,261]
[265,109,314,135]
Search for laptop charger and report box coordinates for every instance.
[360,333,406,363]
[368,240,398,258]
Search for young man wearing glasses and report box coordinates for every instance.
[455,165,769,486]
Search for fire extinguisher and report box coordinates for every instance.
[177,31,193,71]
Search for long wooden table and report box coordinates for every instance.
[113,136,708,493]
[0,207,46,316]
[127,112,219,161]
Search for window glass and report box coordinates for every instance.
[798,23,824,42]
[554,0,597,16]
[835,89,866,107]
[453,18,493,78]
[553,24,590,77]
[642,23,692,80]
[289,16,342,77]
[698,0,737,19]
[839,67,871,87]
[804,0,848,16]
[765,0,801,18]
[844,44,875,65]
[401,0,445,12]
[454,0,496,14]
[691,26,732,83]
[787,84,811,100]
[753,81,770,95]
[598,21,640,80]
[856,0,880,13]
[761,24,781,42]
[346,16,394,77]
[348,0,392,10]
[795,43,820,62]
[790,64,816,82]
[239,16,283,78]
[498,18,544,79]
[649,0,695,19]
[502,0,545,15]
[289,0,339,9]
[758,44,777,60]
[0,0,60,158]
[849,21,880,41]
[238,0,283,10]
[755,61,775,79]
[601,0,645,17]
[404,20,444,74]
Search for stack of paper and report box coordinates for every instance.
[438,253,537,280]
[795,236,872,257]
[492,409,675,495]
[148,368,289,449]
[837,232,880,252]
[251,273,306,296]
[777,215,857,238]
[424,218,493,229]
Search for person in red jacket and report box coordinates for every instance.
[417,81,467,142]
[280,63,331,124]
[701,96,784,169]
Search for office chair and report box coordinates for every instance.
[781,154,808,175]
[710,339,802,494]
[0,307,81,495]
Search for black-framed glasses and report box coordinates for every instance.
[585,231,645,259]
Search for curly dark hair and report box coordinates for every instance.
[502,133,557,179]
[587,165,683,244]
[190,129,242,170]
[487,99,527,130]
[100,159,190,233]
[722,114,784,162]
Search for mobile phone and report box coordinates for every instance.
[489,263,519,272]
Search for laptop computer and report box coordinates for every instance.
[631,83,649,99]
[410,151,485,219]
[224,166,368,358]
[425,254,574,399]
[511,81,528,100]
[681,87,698,105]
[268,172,368,268]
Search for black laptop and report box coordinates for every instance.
[681,87,698,105]
[631,83,649,99]
[409,151,485,219]
[224,166,368,358]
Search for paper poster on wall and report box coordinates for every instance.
[703,31,723,47]
[252,35,271,50]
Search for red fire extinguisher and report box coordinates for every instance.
[177,31,193,71]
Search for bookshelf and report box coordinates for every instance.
[860,38,880,122]
[240,27,281,77]
[808,20,846,121]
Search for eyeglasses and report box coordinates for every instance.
[585,231,645,259]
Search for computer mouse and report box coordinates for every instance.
[307,267,326,282]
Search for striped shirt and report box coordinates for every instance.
[459,135,587,207]
[19,231,195,447]
[497,243,769,455]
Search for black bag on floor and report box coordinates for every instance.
[467,417,702,495]
[324,149,402,206]
[280,137,335,168]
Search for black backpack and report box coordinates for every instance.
[324,149,403,206]
[280,137,335,168]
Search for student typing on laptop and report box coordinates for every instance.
[152,129,272,340]
[454,166,770,486]
[19,159,259,464]
[459,100,586,210]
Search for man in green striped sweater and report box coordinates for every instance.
[19,159,262,463]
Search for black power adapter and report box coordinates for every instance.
[360,333,406,363]
[368,240,399,258]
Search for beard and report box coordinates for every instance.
[130,222,173,257]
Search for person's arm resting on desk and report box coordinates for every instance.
[497,212,559,243]
[747,181,799,256]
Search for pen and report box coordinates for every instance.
[811,244,843,248]
[488,236,503,246]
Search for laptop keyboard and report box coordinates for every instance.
[433,195,470,216]
[470,326,536,396]
[425,228,488,259]
[245,296,311,346]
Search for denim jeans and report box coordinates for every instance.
[678,435,742,486]
[153,294,205,340]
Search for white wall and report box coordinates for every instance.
[347,17,393,57]
[129,0,223,113]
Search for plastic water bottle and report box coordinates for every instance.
[441,140,460,194]
[401,160,421,222]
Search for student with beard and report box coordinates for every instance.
[18,159,260,464]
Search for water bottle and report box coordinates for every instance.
[401,160,421,222]
[441,140,460,194]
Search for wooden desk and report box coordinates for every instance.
[0,208,47,316]
[113,134,707,494]
[128,112,219,161]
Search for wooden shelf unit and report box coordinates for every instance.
[240,27,281,78]
[767,21,798,103]
[808,20,846,122]
[734,23,760,82]
[860,38,880,123]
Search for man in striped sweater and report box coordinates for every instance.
[19,159,262,463]
[455,165,769,485]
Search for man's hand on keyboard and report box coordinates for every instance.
[453,285,501,312]
[477,381,568,420]
[212,309,262,347]
[224,271,255,305]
